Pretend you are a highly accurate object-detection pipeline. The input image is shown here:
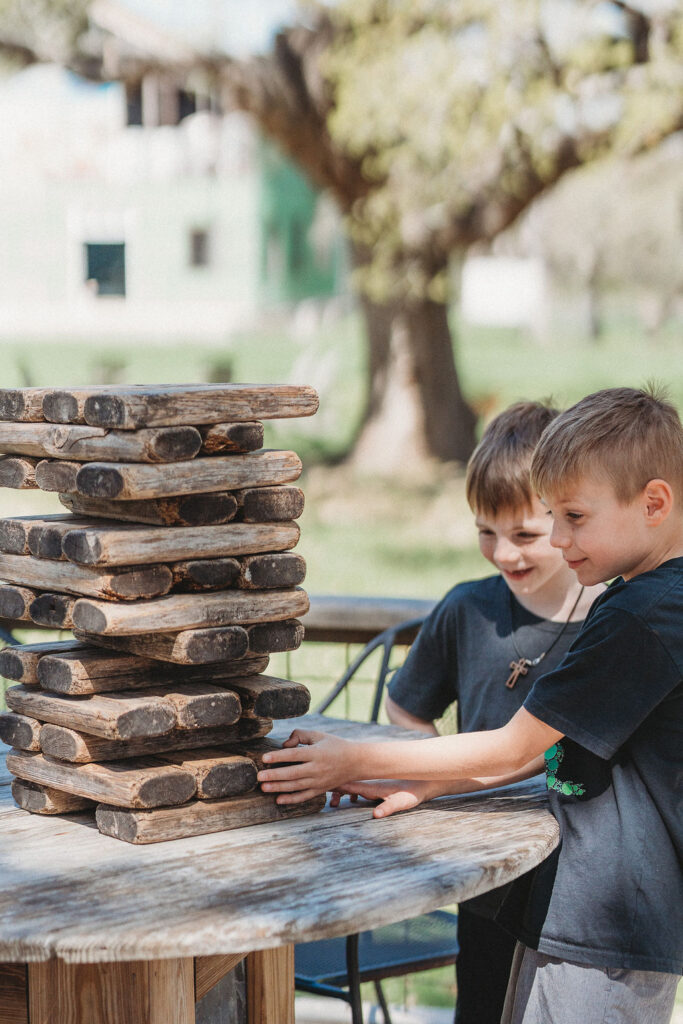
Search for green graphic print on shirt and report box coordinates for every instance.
[544,742,586,797]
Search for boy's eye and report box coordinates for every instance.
[566,512,583,521]
[517,532,540,540]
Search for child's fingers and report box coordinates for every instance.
[260,774,319,793]
[275,788,324,805]
[258,762,312,784]
[279,729,323,750]
[261,745,313,766]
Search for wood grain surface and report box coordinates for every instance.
[0,455,39,489]
[0,422,202,463]
[0,717,558,964]
[0,639,85,685]
[0,387,49,422]
[73,627,253,665]
[0,712,42,751]
[0,552,174,601]
[11,778,94,815]
[59,491,239,527]
[82,384,319,429]
[75,451,302,501]
[72,587,310,635]
[62,521,300,567]
[34,459,80,492]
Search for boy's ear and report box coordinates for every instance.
[641,479,673,525]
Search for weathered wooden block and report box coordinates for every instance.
[62,520,300,566]
[7,750,198,809]
[247,619,305,655]
[71,587,309,636]
[199,421,264,454]
[29,591,76,629]
[0,454,40,489]
[74,450,302,500]
[5,685,176,741]
[0,387,49,422]
[0,584,38,622]
[0,711,42,751]
[0,639,85,685]
[74,626,252,665]
[238,553,306,590]
[58,491,239,526]
[26,515,103,561]
[235,485,305,522]
[34,459,80,492]
[169,557,241,592]
[38,645,268,695]
[0,552,174,601]
[82,384,319,430]
[153,749,258,800]
[39,717,273,764]
[0,422,203,463]
[95,790,326,843]
[225,675,310,720]
[11,778,94,815]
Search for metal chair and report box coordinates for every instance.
[294,616,459,1024]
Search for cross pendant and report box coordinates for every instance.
[505,658,529,689]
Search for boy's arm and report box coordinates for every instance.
[258,708,561,803]
[330,754,546,817]
[385,694,439,735]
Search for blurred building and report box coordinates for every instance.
[0,5,346,345]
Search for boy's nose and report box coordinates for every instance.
[550,521,570,549]
[494,538,520,564]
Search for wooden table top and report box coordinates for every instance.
[0,717,558,965]
[302,595,437,643]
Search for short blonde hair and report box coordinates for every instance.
[530,386,683,503]
[466,400,560,516]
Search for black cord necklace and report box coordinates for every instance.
[505,585,585,689]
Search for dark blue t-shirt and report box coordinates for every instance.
[501,557,683,974]
[388,574,584,730]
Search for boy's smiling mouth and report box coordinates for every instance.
[501,567,533,580]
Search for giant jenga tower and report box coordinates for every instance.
[0,384,325,843]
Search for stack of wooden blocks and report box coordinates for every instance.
[0,383,325,843]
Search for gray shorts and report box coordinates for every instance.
[501,942,679,1024]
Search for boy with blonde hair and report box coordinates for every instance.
[259,386,683,1023]
[385,400,605,1024]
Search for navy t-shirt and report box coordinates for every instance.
[388,574,584,731]
[500,557,683,974]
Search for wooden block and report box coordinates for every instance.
[26,515,102,560]
[63,520,300,567]
[27,959,195,1024]
[225,675,310,719]
[38,645,269,695]
[246,947,295,1024]
[170,557,240,592]
[0,387,49,422]
[95,789,326,843]
[0,422,203,463]
[0,639,85,685]
[34,459,80,492]
[39,717,273,763]
[74,626,252,665]
[0,584,38,622]
[195,954,247,1002]
[8,749,197,808]
[155,749,257,799]
[247,619,304,655]
[0,553,174,601]
[131,683,242,730]
[238,553,305,590]
[11,778,94,815]
[199,421,264,454]
[235,485,304,523]
[0,962,28,1024]
[83,384,319,429]
[75,450,302,501]
[72,587,310,636]
[5,685,176,741]
[58,490,239,526]
[0,454,39,489]
[0,514,70,555]
[0,712,42,750]
[42,385,173,424]
[29,592,75,629]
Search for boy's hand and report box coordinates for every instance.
[257,729,356,803]
[329,779,440,818]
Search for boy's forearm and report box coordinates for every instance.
[426,754,546,798]
[350,711,557,784]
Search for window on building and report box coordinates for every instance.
[125,82,143,126]
[85,243,126,296]
[189,229,210,268]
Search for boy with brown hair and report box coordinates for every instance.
[259,386,683,1023]
[384,399,605,1024]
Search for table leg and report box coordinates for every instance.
[27,958,195,1024]
[245,947,294,1024]
[0,963,28,1024]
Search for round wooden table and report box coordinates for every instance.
[0,716,559,1024]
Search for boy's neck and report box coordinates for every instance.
[510,575,600,622]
